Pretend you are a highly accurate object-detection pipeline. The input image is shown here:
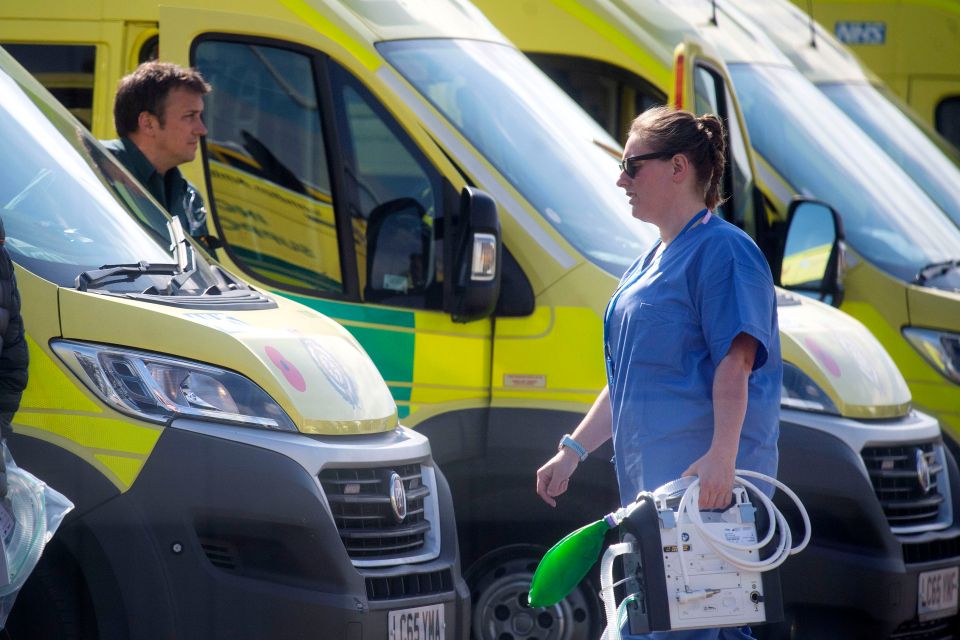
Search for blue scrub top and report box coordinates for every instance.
[604,211,781,506]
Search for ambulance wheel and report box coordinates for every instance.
[466,544,598,640]
[1,541,97,639]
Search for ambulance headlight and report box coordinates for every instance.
[52,340,297,431]
[780,361,840,415]
[902,327,960,385]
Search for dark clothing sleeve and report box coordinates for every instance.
[0,243,28,438]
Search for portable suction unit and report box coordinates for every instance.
[528,471,810,639]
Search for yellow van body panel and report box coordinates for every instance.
[493,306,605,408]
[911,76,960,134]
[409,312,491,415]
[278,0,380,70]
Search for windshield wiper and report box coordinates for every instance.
[915,259,960,285]
[75,261,181,292]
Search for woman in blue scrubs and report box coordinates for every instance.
[535,107,782,640]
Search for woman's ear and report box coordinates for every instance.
[671,153,689,182]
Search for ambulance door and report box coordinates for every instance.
[673,40,771,252]
[158,7,493,424]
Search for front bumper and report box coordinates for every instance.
[75,421,469,640]
[777,408,960,637]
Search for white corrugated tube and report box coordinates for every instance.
[675,470,811,591]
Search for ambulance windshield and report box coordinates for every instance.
[820,81,960,229]
[730,63,960,286]
[381,38,658,277]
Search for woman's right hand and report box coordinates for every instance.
[536,449,580,507]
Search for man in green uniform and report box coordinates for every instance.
[102,61,216,246]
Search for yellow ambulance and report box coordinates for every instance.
[786,0,960,149]
[729,0,960,230]
[472,0,960,636]
[672,0,960,440]
[0,45,468,640]
[2,0,956,637]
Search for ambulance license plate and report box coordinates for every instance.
[918,567,959,621]
[389,603,445,640]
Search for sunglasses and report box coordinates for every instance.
[618,151,677,178]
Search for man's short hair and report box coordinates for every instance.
[114,61,211,137]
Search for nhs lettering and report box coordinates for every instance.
[834,21,886,45]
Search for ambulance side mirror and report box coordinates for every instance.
[779,198,846,307]
[449,187,501,323]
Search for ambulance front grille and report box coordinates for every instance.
[862,442,950,533]
[902,535,960,565]
[366,569,453,601]
[319,464,431,560]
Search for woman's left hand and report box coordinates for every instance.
[682,449,736,510]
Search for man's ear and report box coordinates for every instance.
[137,111,158,136]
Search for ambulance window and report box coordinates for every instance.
[138,36,159,64]
[3,44,95,128]
[693,64,753,230]
[528,53,665,144]
[194,40,344,294]
[330,65,443,310]
[935,97,960,150]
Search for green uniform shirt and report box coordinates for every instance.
[101,137,209,238]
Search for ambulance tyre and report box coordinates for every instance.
[465,544,598,640]
[1,540,97,640]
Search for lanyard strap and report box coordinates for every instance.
[641,208,711,271]
[610,208,710,313]
[675,207,711,243]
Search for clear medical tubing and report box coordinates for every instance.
[599,541,635,640]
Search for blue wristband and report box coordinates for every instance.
[559,434,588,461]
